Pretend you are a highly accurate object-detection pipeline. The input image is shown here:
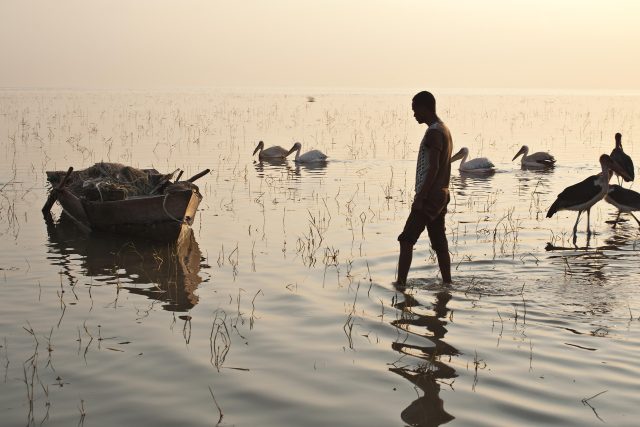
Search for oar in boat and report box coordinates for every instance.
[151,168,209,194]
[42,167,73,215]
[187,169,210,183]
[150,168,180,194]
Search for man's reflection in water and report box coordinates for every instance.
[390,286,457,426]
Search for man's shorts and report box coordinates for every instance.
[397,205,448,252]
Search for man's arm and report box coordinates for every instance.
[414,130,444,204]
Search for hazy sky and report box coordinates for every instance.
[2,0,639,91]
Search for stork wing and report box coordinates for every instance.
[556,174,602,204]
[608,185,640,205]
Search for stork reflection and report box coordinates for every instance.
[390,285,458,426]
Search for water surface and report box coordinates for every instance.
[0,91,639,426]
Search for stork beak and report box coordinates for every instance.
[252,141,263,156]
[512,147,524,161]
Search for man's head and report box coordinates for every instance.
[412,91,437,124]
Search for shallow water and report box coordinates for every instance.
[1,91,639,426]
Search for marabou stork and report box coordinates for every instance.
[610,132,634,183]
[546,154,631,244]
[605,184,640,227]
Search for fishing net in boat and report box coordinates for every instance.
[47,162,173,201]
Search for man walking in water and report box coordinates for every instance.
[396,91,453,285]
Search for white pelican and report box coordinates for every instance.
[605,184,640,227]
[286,142,328,163]
[512,145,556,168]
[610,133,634,183]
[546,154,631,245]
[252,140,290,160]
[450,147,495,173]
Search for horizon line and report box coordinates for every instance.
[2,86,640,97]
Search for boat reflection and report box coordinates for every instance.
[45,213,203,312]
[390,286,457,426]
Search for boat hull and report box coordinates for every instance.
[56,187,202,241]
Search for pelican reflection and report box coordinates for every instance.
[295,160,329,173]
[253,158,300,179]
[46,213,203,312]
[253,158,329,177]
[514,169,554,192]
[450,171,495,194]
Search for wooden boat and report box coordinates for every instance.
[44,165,209,241]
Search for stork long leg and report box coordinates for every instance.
[586,208,592,236]
[630,212,640,227]
[572,211,583,246]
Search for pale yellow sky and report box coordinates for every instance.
[1,0,639,91]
